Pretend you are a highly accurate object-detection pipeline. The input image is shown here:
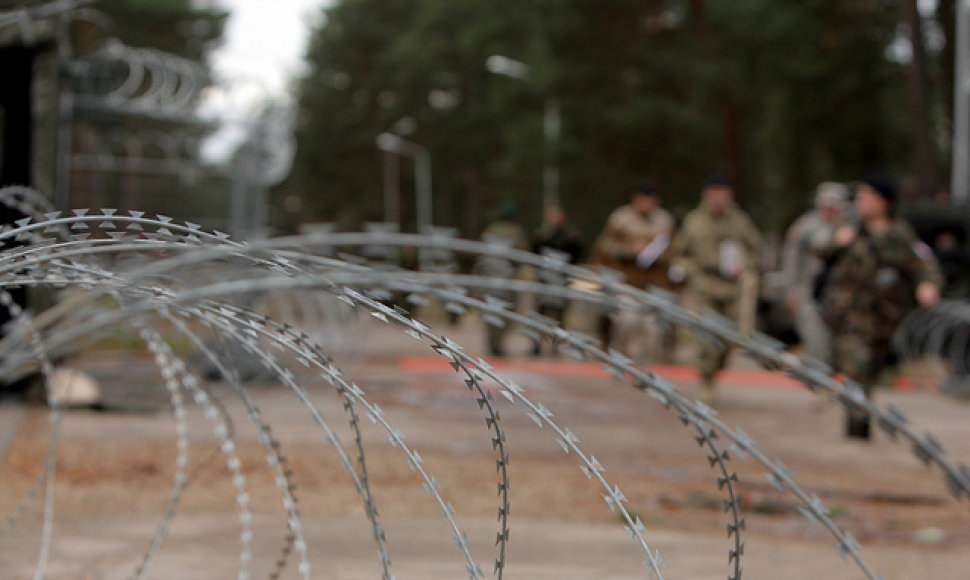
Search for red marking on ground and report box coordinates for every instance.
[396,357,942,391]
[397,357,809,389]
[891,376,941,392]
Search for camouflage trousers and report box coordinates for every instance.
[484,290,517,357]
[792,298,832,365]
[683,292,740,382]
[831,329,892,439]
[831,330,891,387]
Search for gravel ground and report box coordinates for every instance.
[1,314,968,579]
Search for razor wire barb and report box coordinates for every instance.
[0,209,660,579]
[0,257,844,576]
[0,208,944,576]
[0,254,487,576]
[0,195,966,578]
[4,258,668,579]
[0,206,936,576]
[14,266,381,579]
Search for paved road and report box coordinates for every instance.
[4,511,969,580]
[0,315,967,579]
[0,398,25,466]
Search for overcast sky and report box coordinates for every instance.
[201,0,326,160]
[209,0,325,96]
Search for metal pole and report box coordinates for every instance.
[230,143,253,236]
[55,85,74,210]
[251,181,268,237]
[543,97,561,209]
[376,132,432,234]
[488,55,560,209]
[249,121,271,237]
[415,147,433,235]
[382,150,400,225]
[953,0,970,205]
[54,12,75,210]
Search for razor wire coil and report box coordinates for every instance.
[0,189,968,579]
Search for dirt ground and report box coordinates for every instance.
[1,314,969,579]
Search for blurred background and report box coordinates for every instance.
[1,0,967,244]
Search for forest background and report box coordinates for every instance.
[90,0,959,244]
[281,0,959,244]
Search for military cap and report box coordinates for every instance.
[861,173,898,204]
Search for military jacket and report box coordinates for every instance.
[532,223,584,265]
[781,210,838,301]
[592,204,675,289]
[527,224,580,308]
[820,219,942,338]
[673,202,762,301]
[476,219,529,280]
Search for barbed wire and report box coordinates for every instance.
[0,218,660,578]
[3,264,671,579]
[0,214,932,580]
[0,271,813,577]
[67,39,209,123]
[0,196,967,578]
[894,300,970,390]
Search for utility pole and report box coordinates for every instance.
[486,55,560,209]
[382,150,400,226]
[954,0,970,204]
[905,0,936,198]
[375,132,433,235]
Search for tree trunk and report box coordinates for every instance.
[720,95,744,196]
[461,164,483,238]
[689,0,743,194]
[904,0,936,198]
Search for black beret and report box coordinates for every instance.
[633,183,657,195]
[862,173,897,204]
[702,174,732,189]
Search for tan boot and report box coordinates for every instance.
[699,375,716,405]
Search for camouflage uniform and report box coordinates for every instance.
[591,204,676,291]
[780,209,840,363]
[591,204,676,356]
[531,221,584,354]
[673,201,762,385]
[476,219,529,356]
[820,220,942,436]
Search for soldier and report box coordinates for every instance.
[532,205,584,265]
[591,184,675,356]
[530,205,584,355]
[780,182,849,364]
[476,201,530,357]
[819,174,942,440]
[671,175,762,402]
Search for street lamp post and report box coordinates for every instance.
[375,132,433,236]
[381,148,400,225]
[953,0,970,205]
[486,55,560,209]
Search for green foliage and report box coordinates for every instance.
[95,0,228,63]
[283,0,954,240]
